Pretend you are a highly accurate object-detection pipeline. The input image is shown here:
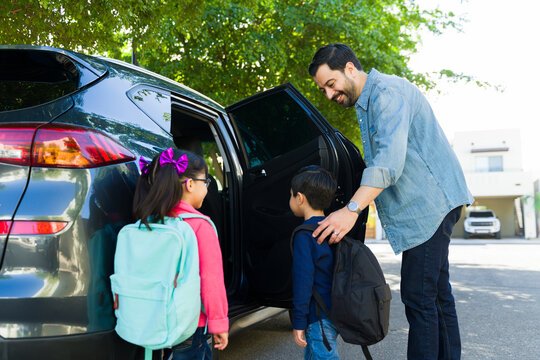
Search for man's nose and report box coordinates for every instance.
[326,89,336,100]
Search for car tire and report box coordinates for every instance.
[495,231,501,239]
[464,231,469,239]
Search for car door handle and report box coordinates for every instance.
[250,168,267,179]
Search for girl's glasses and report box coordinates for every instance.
[185,178,211,188]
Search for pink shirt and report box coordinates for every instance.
[170,201,229,333]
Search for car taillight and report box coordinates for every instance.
[0,123,135,168]
[0,220,68,235]
[0,125,34,165]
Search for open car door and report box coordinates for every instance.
[226,83,367,308]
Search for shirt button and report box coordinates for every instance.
[383,224,387,228]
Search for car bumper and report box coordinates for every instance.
[0,330,138,360]
[464,226,500,234]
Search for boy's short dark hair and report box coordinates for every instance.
[291,165,337,211]
[308,43,363,77]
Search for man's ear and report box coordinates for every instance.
[345,62,356,75]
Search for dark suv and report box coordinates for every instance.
[0,45,368,359]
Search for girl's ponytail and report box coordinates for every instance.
[133,148,208,229]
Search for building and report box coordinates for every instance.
[452,129,537,238]
[535,179,540,237]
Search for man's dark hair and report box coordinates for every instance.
[308,44,363,77]
[291,165,337,211]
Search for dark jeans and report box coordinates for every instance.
[169,327,212,360]
[401,206,462,360]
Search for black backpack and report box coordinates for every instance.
[291,224,392,360]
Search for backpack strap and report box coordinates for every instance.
[144,348,152,360]
[362,345,374,360]
[290,224,319,254]
[312,288,332,352]
[177,213,218,236]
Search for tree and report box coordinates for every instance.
[1,0,459,146]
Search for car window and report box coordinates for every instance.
[127,85,172,133]
[0,49,99,111]
[469,211,495,218]
[229,91,321,168]
[202,141,225,191]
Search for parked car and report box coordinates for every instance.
[0,45,368,359]
[463,209,501,239]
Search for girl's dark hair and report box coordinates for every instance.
[291,165,337,210]
[133,149,208,229]
[308,43,363,77]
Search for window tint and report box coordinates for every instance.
[0,50,85,111]
[128,86,172,133]
[230,91,321,168]
[469,211,495,218]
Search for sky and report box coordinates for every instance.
[409,0,540,180]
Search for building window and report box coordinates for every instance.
[475,156,503,172]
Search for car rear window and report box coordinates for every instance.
[469,211,495,217]
[0,49,85,111]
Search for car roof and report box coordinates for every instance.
[0,45,225,113]
[97,56,225,112]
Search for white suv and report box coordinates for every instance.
[464,210,501,239]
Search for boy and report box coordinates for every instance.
[289,165,340,360]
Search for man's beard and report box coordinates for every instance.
[332,77,358,108]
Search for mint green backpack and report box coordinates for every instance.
[111,214,215,360]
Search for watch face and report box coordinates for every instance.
[348,201,358,212]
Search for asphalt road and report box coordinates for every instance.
[218,239,540,360]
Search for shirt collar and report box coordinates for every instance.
[168,200,202,217]
[304,216,325,225]
[355,68,379,111]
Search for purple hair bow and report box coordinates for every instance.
[159,148,188,175]
[139,157,150,175]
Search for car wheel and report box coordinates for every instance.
[495,231,501,239]
[464,231,469,239]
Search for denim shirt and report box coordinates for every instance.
[356,69,473,254]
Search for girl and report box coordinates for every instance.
[133,147,229,359]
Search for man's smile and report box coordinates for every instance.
[333,92,344,104]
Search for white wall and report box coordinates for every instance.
[453,129,523,172]
[466,171,534,197]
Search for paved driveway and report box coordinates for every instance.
[219,239,540,359]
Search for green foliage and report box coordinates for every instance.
[438,69,504,92]
[0,0,459,147]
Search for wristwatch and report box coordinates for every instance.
[347,201,362,215]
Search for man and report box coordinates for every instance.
[309,44,473,360]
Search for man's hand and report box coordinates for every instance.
[293,329,307,347]
[213,332,229,350]
[313,206,358,244]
